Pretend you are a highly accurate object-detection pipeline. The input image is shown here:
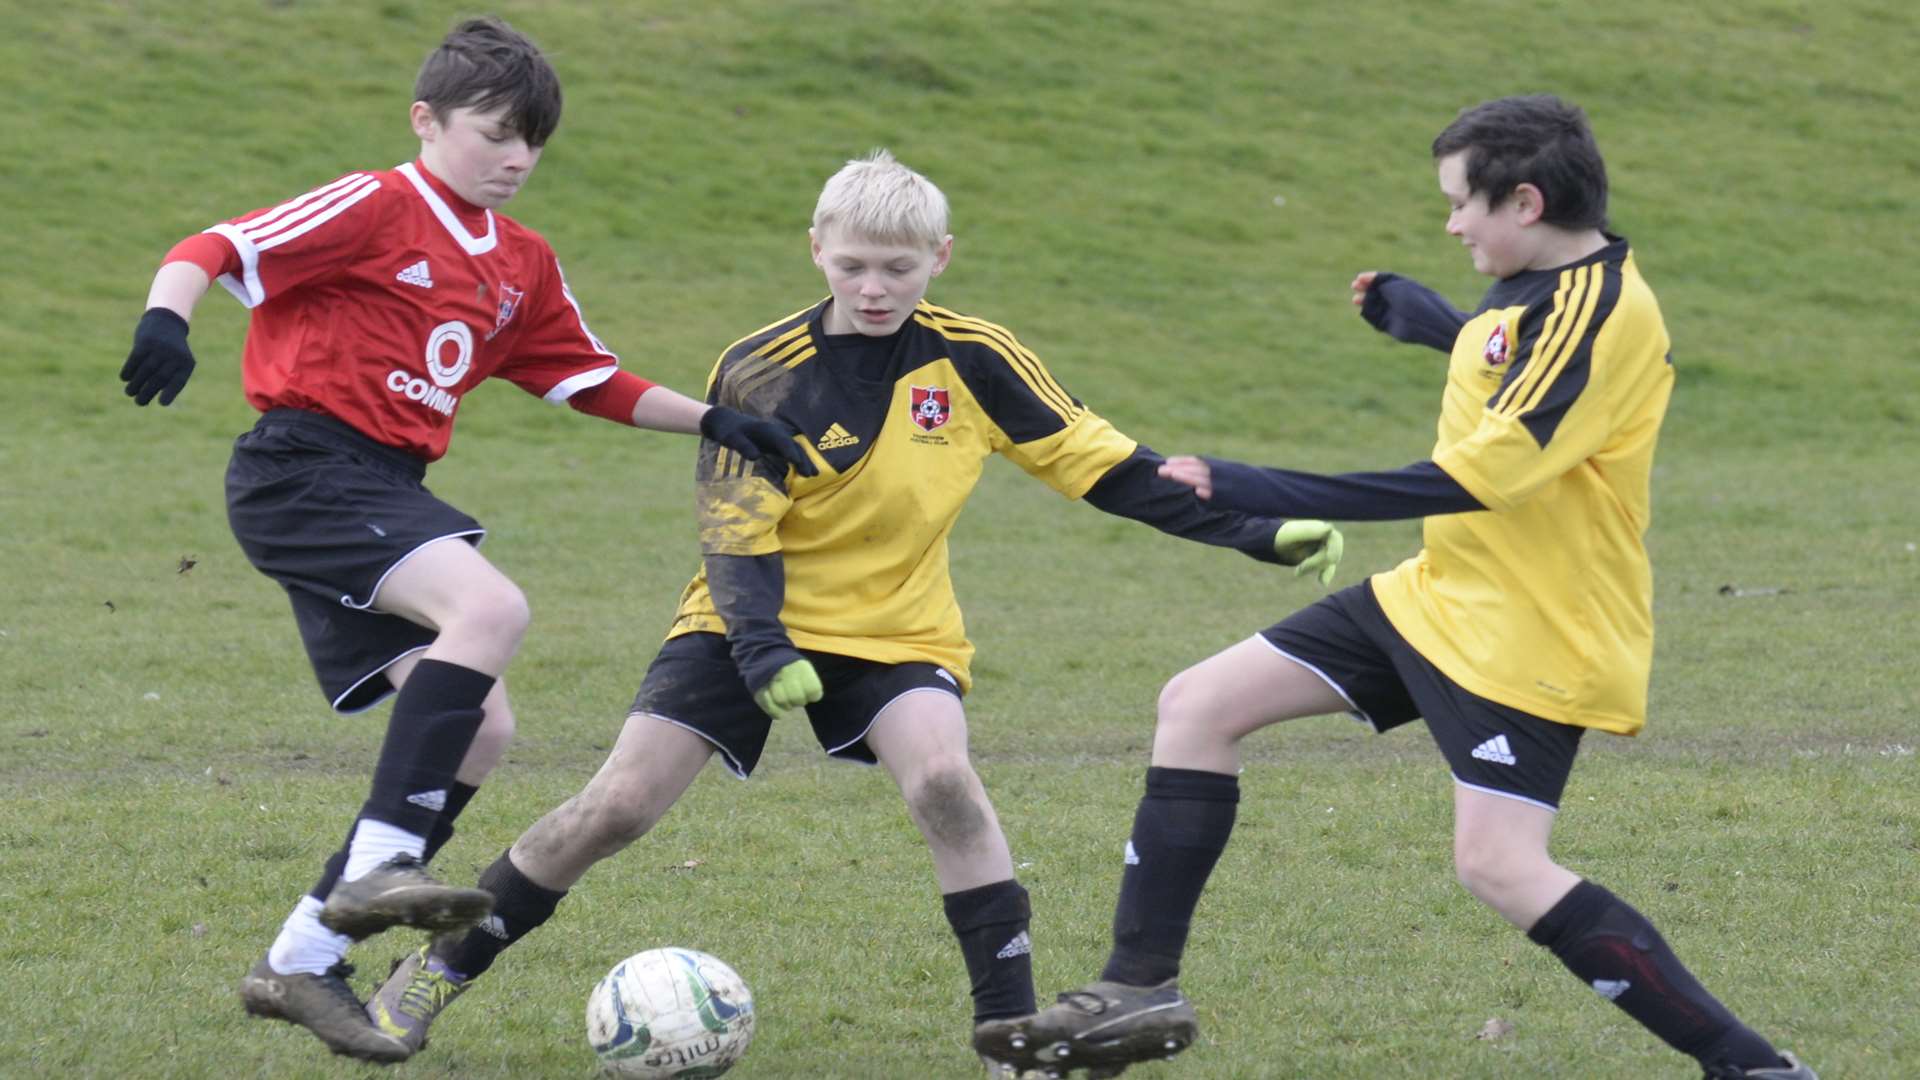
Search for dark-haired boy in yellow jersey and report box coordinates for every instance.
[977,95,1815,1080]
[364,149,1344,1074]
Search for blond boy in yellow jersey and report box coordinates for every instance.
[978,95,1815,1080]
[364,150,1344,1074]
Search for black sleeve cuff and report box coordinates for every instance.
[1359,274,1468,352]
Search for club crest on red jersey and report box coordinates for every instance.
[485,283,526,341]
[1483,323,1510,366]
[910,386,951,431]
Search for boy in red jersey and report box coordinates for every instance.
[975,95,1815,1080]
[118,17,812,1063]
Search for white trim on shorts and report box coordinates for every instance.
[826,682,961,761]
[631,710,751,781]
[1251,633,1380,731]
[344,530,487,610]
[1451,774,1562,813]
[331,643,432,714]
[1255,633,1568,811]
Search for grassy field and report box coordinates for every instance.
[2,1,1915,1077]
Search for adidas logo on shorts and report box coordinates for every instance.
[1470,734,1517,766]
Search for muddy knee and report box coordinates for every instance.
[907,768,990,851]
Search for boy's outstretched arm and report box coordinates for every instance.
[571,379,817,478]
[969,329,1339,580]
[1159,454,1483,521]
[1082,446,1343,583]
[1353,270,1468,352]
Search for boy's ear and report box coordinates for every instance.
[409,101,439,142]
[930,234,954,277]
[1511,182,1547,226]
[808,227,823,267]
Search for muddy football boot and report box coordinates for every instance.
[239,955,410,1063]
[366,942,472,1053]
[319,853,492,941]
[974,979,1196,1076]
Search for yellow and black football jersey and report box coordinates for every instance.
[669,298,1287,693]
[1369,239,1674,735]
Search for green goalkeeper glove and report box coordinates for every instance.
[1273,519,1343,586]
[753,658,823,718]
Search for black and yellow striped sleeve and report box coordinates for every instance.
[1433,263,1625,512]
[922,305,1085,441]
[694,347,796,558]
[922,305,1136,497]
[1491,261,1622,448]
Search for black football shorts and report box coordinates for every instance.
[1259,581,1585,810]
[225,409,483,712]
[631,631,962,777]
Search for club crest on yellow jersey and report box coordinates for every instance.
[911,385,951,430]
[1482,323,1510,367]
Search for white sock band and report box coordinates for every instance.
[266,896,351,976]
[342,818,427,882]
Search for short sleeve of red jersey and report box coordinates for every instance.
[495,251,624,402]
[164,232,241,280]
[203,172,386,308]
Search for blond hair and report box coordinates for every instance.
[811,149,949,249]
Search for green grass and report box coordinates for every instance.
[2,0,1916,1077]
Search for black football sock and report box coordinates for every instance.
[943,879,1036,1022]
[306,823,358,903]
[1528,880,1787,1071]
[1100,766,1239,987]
[422,781,480,863]
[438,850,567,980]
[309,778,474,901]
[361,660,494,836]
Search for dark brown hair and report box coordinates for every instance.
[1433,95,1608,230]
[414,17,562,147]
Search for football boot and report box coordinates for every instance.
[319,853,492,941]
[239,955,410,1063]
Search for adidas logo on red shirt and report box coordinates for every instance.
[395,260,433,288]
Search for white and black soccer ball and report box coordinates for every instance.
[586,947,756,1079]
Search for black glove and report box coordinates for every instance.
[120,308,196,406]
[699,405,818,477]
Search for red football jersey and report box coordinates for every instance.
[204,160,620,460]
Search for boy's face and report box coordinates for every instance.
[411,102,542,209]
[1437,150,1540,279]
[811,225,952,336]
